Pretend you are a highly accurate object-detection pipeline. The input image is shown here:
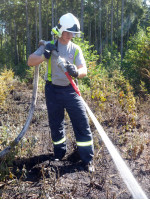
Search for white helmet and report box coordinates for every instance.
[52,13,80,37]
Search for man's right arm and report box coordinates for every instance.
[28,54,45,66]
[28,41,57,66]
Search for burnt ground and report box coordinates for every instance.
[0,82,150,199]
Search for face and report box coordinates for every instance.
[59,31,73,44]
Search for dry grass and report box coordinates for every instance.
[0,74,150,198]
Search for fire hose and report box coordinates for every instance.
[0,46,148,199]
[0,66,39,158]
[57,56,148,199]
[0,45,44,158]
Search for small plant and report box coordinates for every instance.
[0,68,14,106]
[25,62,46,92]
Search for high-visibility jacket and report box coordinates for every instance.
[47,40,79,82]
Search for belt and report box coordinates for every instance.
[46,81,71,88]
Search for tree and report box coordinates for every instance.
[51,0,54,40]
[121,0,124,64]
[35,0,38,48]
[39,0,42,40]
[26,0,31,60]
[111,0,114,48]
[14,20,19,65]
[99,0,102,61]
[81,0,84,36]
[116,0,119,51]
[0,0,147,76]
[123,28,150,93]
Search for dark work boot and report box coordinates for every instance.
[84,161,95,173]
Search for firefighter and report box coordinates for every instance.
[28,13,94,172]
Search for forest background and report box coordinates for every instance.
[0,0,150,94]
[0,0,150,198]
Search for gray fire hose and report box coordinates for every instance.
[0,44,45,159]
[57,56,148,199]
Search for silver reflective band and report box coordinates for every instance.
[45,49,50,53]
[76,140,93,147]
[52,137,66,145]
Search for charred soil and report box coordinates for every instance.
[0,82,150,199]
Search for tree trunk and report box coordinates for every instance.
[88,20,91,45]
[51,0,54,28]
[95,14,98,51]
[0,24,3,50]
[51,0,54,40]
[127,13,131,50]
[121,0,124,64]
[39,0,42,40]
[45,0,49,41]
[99,0,102,61]
[116,0,119,52]
[26,0,31,60]
[9,21,13,63]
[23,34,25,62]
[111,0,113,48]
[54,0,57,26]
[14,21,19,65]
[106,6,109,47]
[81,0,84,37]
[35,0,38,48]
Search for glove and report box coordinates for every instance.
[43,43,57,59]
[38,40,47,47]
[66,62,79,78]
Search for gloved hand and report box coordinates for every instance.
[38,40,47,47]
[66,62,79,78]
[43,43,57,59]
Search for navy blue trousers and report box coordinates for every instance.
[45,82,94,164]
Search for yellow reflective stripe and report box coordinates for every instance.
[48,56,52,81]
[73,49,79,64]
[76,140,93,147]
[52,137,66,145]
[48,43,79,81]
[47,40,55,82]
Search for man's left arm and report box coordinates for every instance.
[77,64,87,78]
[66,47,87,78]
[75,46,87,78]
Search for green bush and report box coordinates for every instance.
[122,27,150,94]
[0,68,14,106]
[73,37,99,86]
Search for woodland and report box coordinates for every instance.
[0,0,150,199]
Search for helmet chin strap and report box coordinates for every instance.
[51,27,81,39]
[51,27,62,38]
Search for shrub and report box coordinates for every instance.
[0,68,14,106]
[122,27,150,94]
[90,67,137,128]
[73,37,99,86]
[25,62,46,92]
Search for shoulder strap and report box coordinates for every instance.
[50,40,55,44]
[47,40,55,82]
